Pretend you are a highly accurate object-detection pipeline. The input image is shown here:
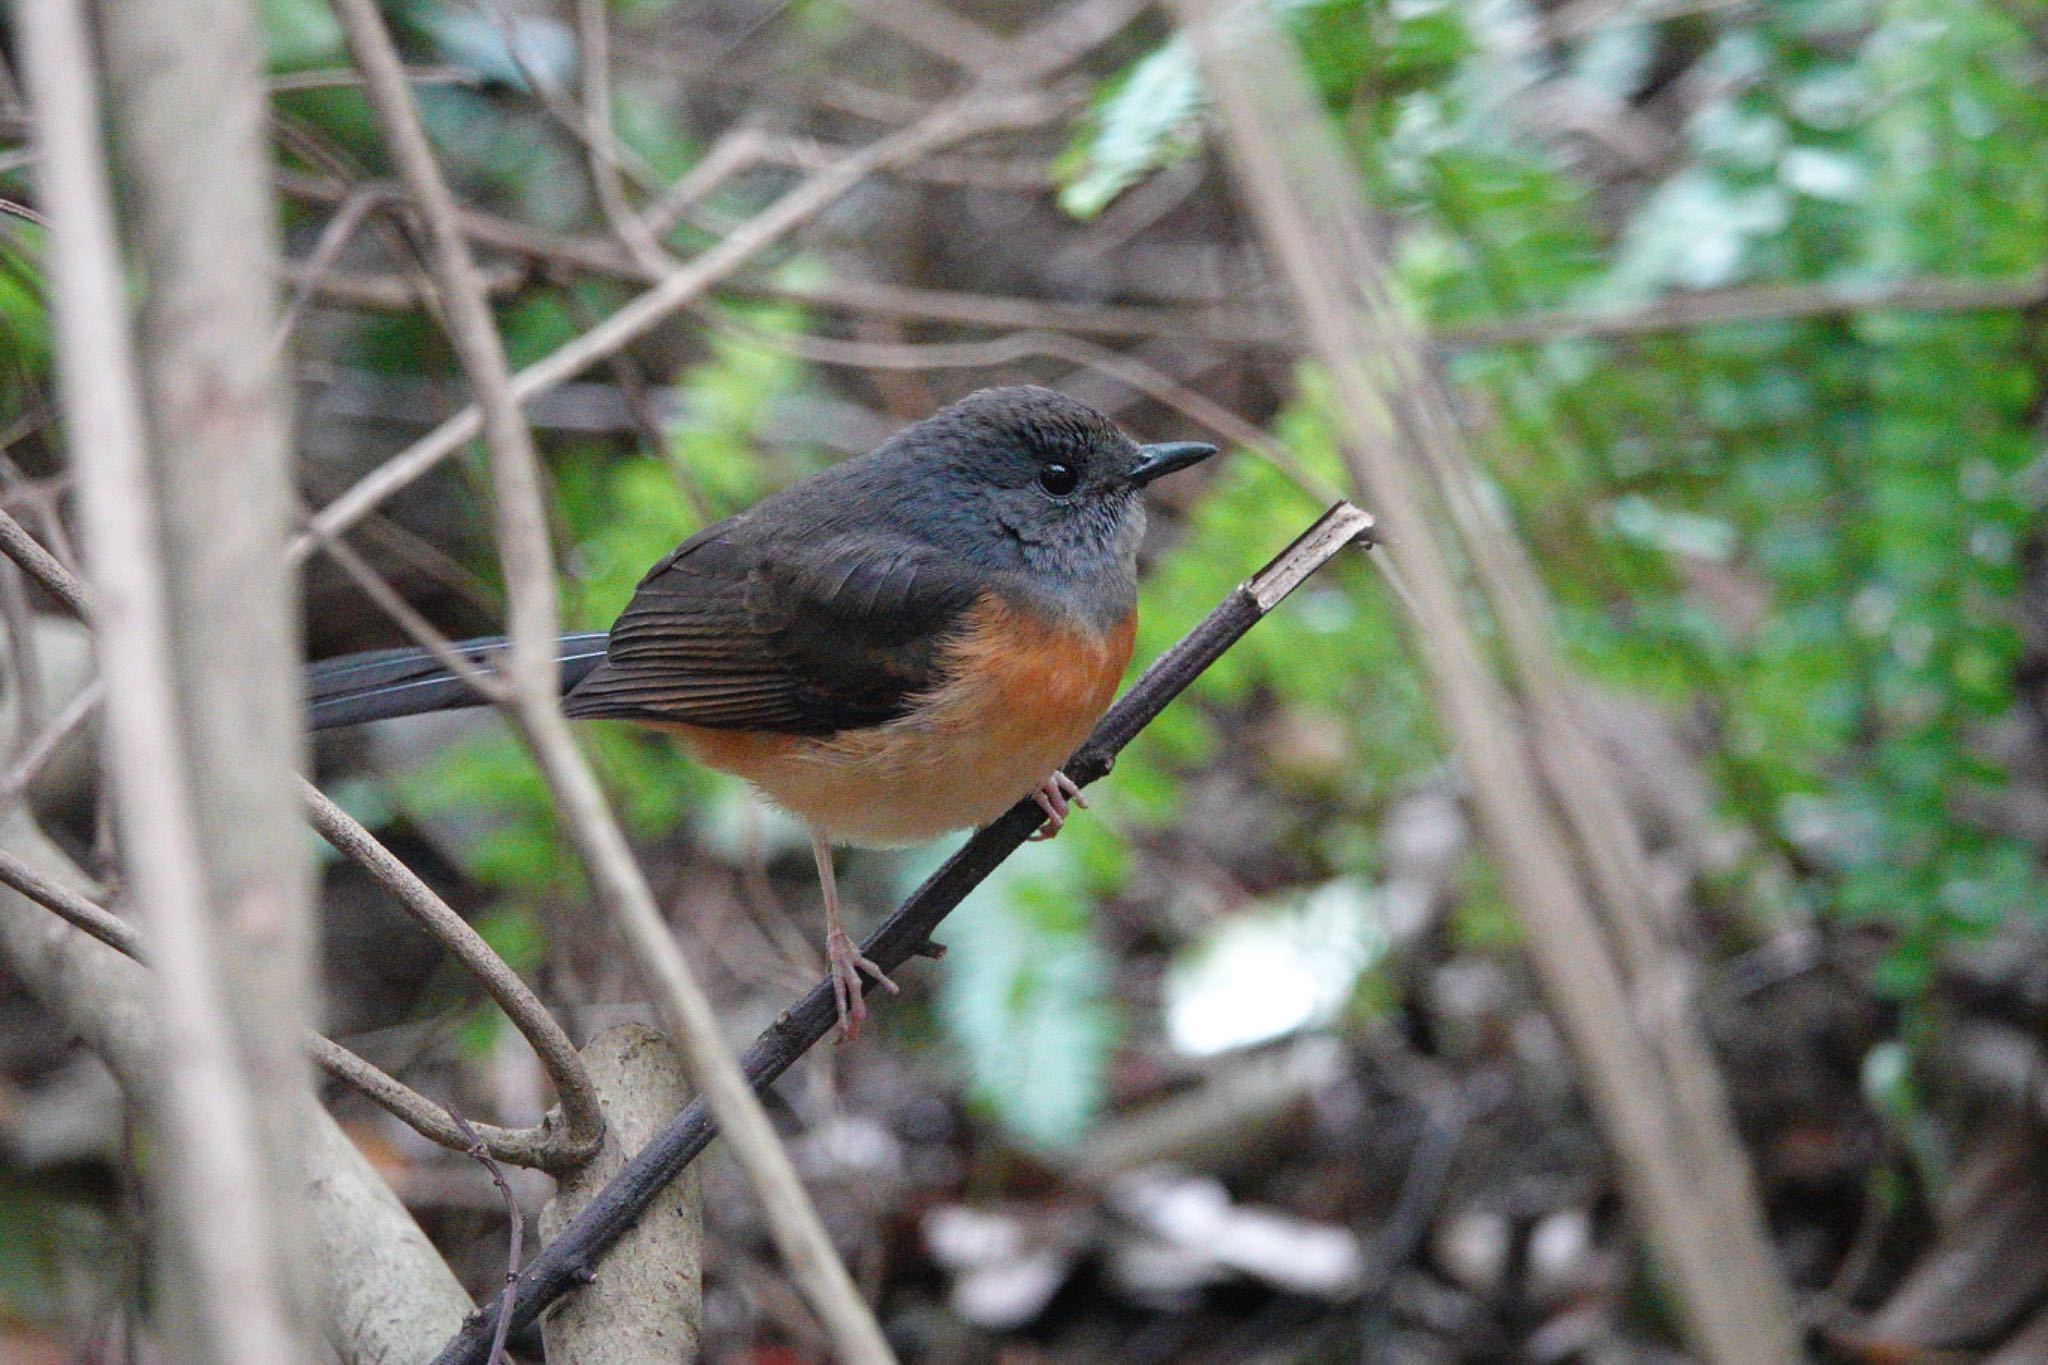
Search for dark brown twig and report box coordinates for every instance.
[443,1106,523,1365]
[429,500,1376,1365]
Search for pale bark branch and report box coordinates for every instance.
[1176,6,1803,1362]
[330,1,899,1359]
[0,808,472,1362]
[23,0,320,1354]
[539,1025,703,1365]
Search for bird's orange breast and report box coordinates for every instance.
[665,594,1135,846]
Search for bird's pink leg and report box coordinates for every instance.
[812,830,897,1043]
[1029,770,1087,841]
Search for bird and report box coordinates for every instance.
[306,385,1216,1038]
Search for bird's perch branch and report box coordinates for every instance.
[428,499,1376,1365]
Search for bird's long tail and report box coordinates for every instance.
[305,632,610,731]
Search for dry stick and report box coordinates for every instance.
[330,2,898,1360]
[701,314,1342,504]
[271,183,383,352]
[0,677,99,814]
[269,63,481,94]
[429,501,1377,1365]
[0,509,596,1169]
[20,0,317,1359]
[572,0,669,276]
[0,812,476,1361]
[290,89,1048,554]
[1176,7,1803,1363]
[0,505,90,621]
[307,521,511,706]
[301,783,606,1169]
[443,1106,524,1365]
[0,842,140,958]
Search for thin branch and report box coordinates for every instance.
[290,89,1054,554]
[0,477,595,1171]
[0,811,474,1360]
[0,677,100,815]
[1439,269,2048,345]
[269,63,482,94]
[1177,5,1803,1361]
[271,183,383,353]
[305,521,512,707]
[332,1,899,1358]
[573,0,670,275]
[442,1106,523,1365]
[0,842,141,959]
[429,501,1377,1365]
[301,782,605,1169]
[703,312,1341,503]
[840,0,1014,76]
[0,507,91,621]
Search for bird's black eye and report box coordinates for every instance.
[1039,461,1080,496]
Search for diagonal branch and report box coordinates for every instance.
[428,500,1376,1365]
[331,1,902,1358]
[0,504,598,1170]
[289,89,1054,554]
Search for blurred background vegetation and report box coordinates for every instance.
[5,0,2048,1359]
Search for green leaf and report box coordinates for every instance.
[936,850,1121,1151]
[1056,39,1203,220]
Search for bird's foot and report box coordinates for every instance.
[1029,770,1087,841]
[827,927,898,1043]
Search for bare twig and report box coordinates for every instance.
[305,522,512,707]
[444,1105,524,1365]
[0,507,90,621]
[0,810,474,1360]
[0,676,99,815]
[1440,268,2048,344]
[0,842,140,958]
[703,312,1340,503]
[271,184,383,351]
[429,502,1376,1365]
[301,781,605,1167]
[573,0,670,275]
[292,89,1053,552]
[332,1,899,1357]
[269,63,482,94]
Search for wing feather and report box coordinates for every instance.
[562,520,983,735]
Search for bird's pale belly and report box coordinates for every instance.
[666,597,1134,847]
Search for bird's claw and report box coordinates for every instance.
[1030,770,1087,841]
[827,927,898,1044]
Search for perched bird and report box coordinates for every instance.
[307,386,1215,1037]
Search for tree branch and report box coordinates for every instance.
[1175,5,1802,1361]
[0,807,474,1361]
[429,500,1376,1365]
[289,89,1055,554]
[24,0,319,1354]
[332,1,900,1358]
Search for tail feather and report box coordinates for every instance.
[306,632,611,730]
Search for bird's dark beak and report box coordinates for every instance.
[1129,441,1218,488]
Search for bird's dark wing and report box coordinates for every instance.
[561,519,985,735]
